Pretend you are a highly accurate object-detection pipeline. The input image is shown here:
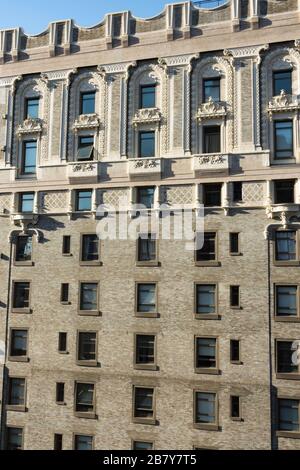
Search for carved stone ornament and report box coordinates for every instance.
[198,154,226,165]
[265,204,300,227]
[132,108,162,128]
[72,162,97,172]
[134,159,159,169]
[268,89,300,120]
[196,97,227,121]
[73,113,100,133]
[17,118,43,137]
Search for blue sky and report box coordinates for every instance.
[0,1,178,34]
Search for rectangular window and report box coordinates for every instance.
[25,97,39,119]
[138,234,156,262]
[278,399,299,432]
[135,335,155,366]
[195,392,217,425]
[203,78,220,103]
[133,441,153,450]
[19,192,34,213]
[275,231,296,261]
[230,286,240,308]
[80,283,98,312]
[195,337,217,369]
[8,378,25,406]
[196,284,216,316]
[80,91,96,115]
[230,340,241,363]
[6,427,23,450]
[81,234,99,262]
[134,387,154,420]
[75,383,95,414]
[77,136,94,161]
[56,383,65,404]
[230,233,240,255]
[273,70,292,96]
[276,285,297,317]
[230,396,241,419]
[276,341,298,374]
[137,187,155,209]
[139,131,155,158]
[203,126,221,154]
[196,232,217,262]
[78,332,97,362]
[203,183,222,207]
[274,180,295,204]
[140,85,156,109]
[22,140,37,175]
[13,282,30,310]
[137,283,156,314]
[62,235,71,255]
[60,284,69,303]
[274,121,293,159]
[233,182,243,202]
[74,435,94,451]
[15,236,32,262]
[58,332,67,353]
[10,329,28,358]
[76,190,92,212]
[54,434,63,451]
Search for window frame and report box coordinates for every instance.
[80,233,101,266]
[230,339,242,365]
[9,328,29,362]
[76,135,95,162]
[138,130,156,158]
[230,395,242,421]
[135,282,158,318]
[73,433,95,451]
[195,231,220,267]
[75,189,93,213]
[74,381,96,419]
[56,382,65,405]
[136,233,158,267]
[25,96,40,119]
[21,140,37,176]
[274,283,300,322]
[139,84,156,109]
[14,234,33,266]
[203,183,222,208]
[134,333,157,371]
[194,283,219,320]
[6,426,24,451]
[77,330,98,367]
[132,440,154,450]
[7,376,27,412]
[78,281,100,316]
[274,179,295,204]
[229,232,241,256]
[58,332,68,354]
[202,125,221,154]
[194,336,219,375]
[273,119,294,160]
[275,339,300,379]
[274,230,300,267]
[277,396,300,438]
[19,192,34,214]
[202,77,221,103]
[11,280,31,314]
[273,69,292,97]
[62,235,71,256]
[230,285,241,309]
[133,386,156,425]
[193,390,219,431]
[80,91,96,115]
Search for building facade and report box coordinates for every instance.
[0,0,300,450]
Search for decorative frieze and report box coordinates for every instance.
[17,118,43,137]
[73,113,100,133]
[193,153,230,174]
[67,161,98,183]
[196,97,227,121]
[267,90,300,119]
[128,157,162,179]
[132,108,162,128]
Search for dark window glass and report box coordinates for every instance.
[277,341,298,373]
[274,121,293,159]
[77,136,94,161]
[75,383,94,413]
[233,182,243,202]
[58,332,67,353]
[138,235,156,262]
[134,387,154,419]
[136,335,155,365]
[10,330,28,357]
[133,441,153,450]
[196,284,216,315]
[273,70,292,96]
[278,399,299,432]
[74,435,93,451]
[76,190,92,212]
[203,126,220,154]
[203,78,220,102]
[13,282,30,309]
[60,284,69,303]
[196,338,217,368]
[137,187,155,209]
[276,286,297,317]
[230,340,240,362]
[230,233,239,254]
[54,434,63,451]
[82,235,99,262]
[56,383,65,403]
[203,183,222,207]
[274,180,295,204]
[25,97,39,119]
[19,193,34,213]
[80,92,96,115]
[139,131,155,158]
[231,396,240,419]
[275,231,296,261]
[195,392,216,424]
[22,141,37,175]
[15,236,32,262]
[8,378,25,405]
[6,427,23,450]
[230,286,240,307]
[196,232,216,262]
[137,284,156,313]
[62,235,71,255]
[80,283,98,311]
[78,332,97,361]
[140,85,156,109]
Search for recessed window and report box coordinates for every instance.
[137,187,155,209]
[80,91,96,115]
[140,85,156,109]
[230,396,241,419]
[195,337,217,370]
[10,329,28,358]
[278,399,299,432]
[58,332,67,353]
[230,340,241,363]
[195,392,217,426]
[138,234,156,262]
[13,282,30,310]
[274,180,295,204]
[203,126,221,154]
[77,136,94,161]
[78,332,97,363]
[203,78,220,103]
[233,182,243,203]
[15,236,32,262]
[273,70,292,96]
[6,427,23,450]
[81,235,99,262]
[25,97,39,119]
[56,383,65,404]
[133,441,153,450]
[195,284,216,316]
[276,341,299,374]
[75,190,92,212]
[276,285,297,317]
[19,192,34,213]
[230,233,240,255]
[139,131,155,158]
[75,383,95,414]
[203,183,222,207]
[196,232,217,262]
[8,377,26,407]
[22,140,37,175]
[275,231,296,261]
[60,284,69,303]
[274,121,293,159]
[54,434,63,451]
[137,283,156,314]
[230,286,240,308]
[62,235,71,255]
[134,387,154,421]
[135,335,155,366]
[80,283,98,312]
[74,435,94,451]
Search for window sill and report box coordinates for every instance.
[229,253,242,257]
[135,312,159,319]
[276,373,300,380]
[79,261,102,267]
[14,261,34,267]
[133,417,156,426]
[230,306,242,310]
[6,405,26,412]
[194,368,220,375]
[74,412,97,420]
[193,423,219,431]
[273,261,300,267]
[61,301,71,306]
[62,253,73,257]
[231,417,243,422]
[76,360,99,368]
[11,308,31,314]
[134,364,158,371]
[56,402,67,406]
[194,314,221,321]
[274,316,300,323]
[195,261,221,267]
[8,356,29,363]
[136,261,160,268]
[78,310,101,317]
[58,351,69,355]
[231,361,243,365]
[276,431,300,439]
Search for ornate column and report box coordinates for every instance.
[0,75,22,166]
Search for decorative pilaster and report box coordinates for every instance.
[231,0,241,32]
[0,75,22,166]
[222,182,230,216]
[249,0,260,30]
